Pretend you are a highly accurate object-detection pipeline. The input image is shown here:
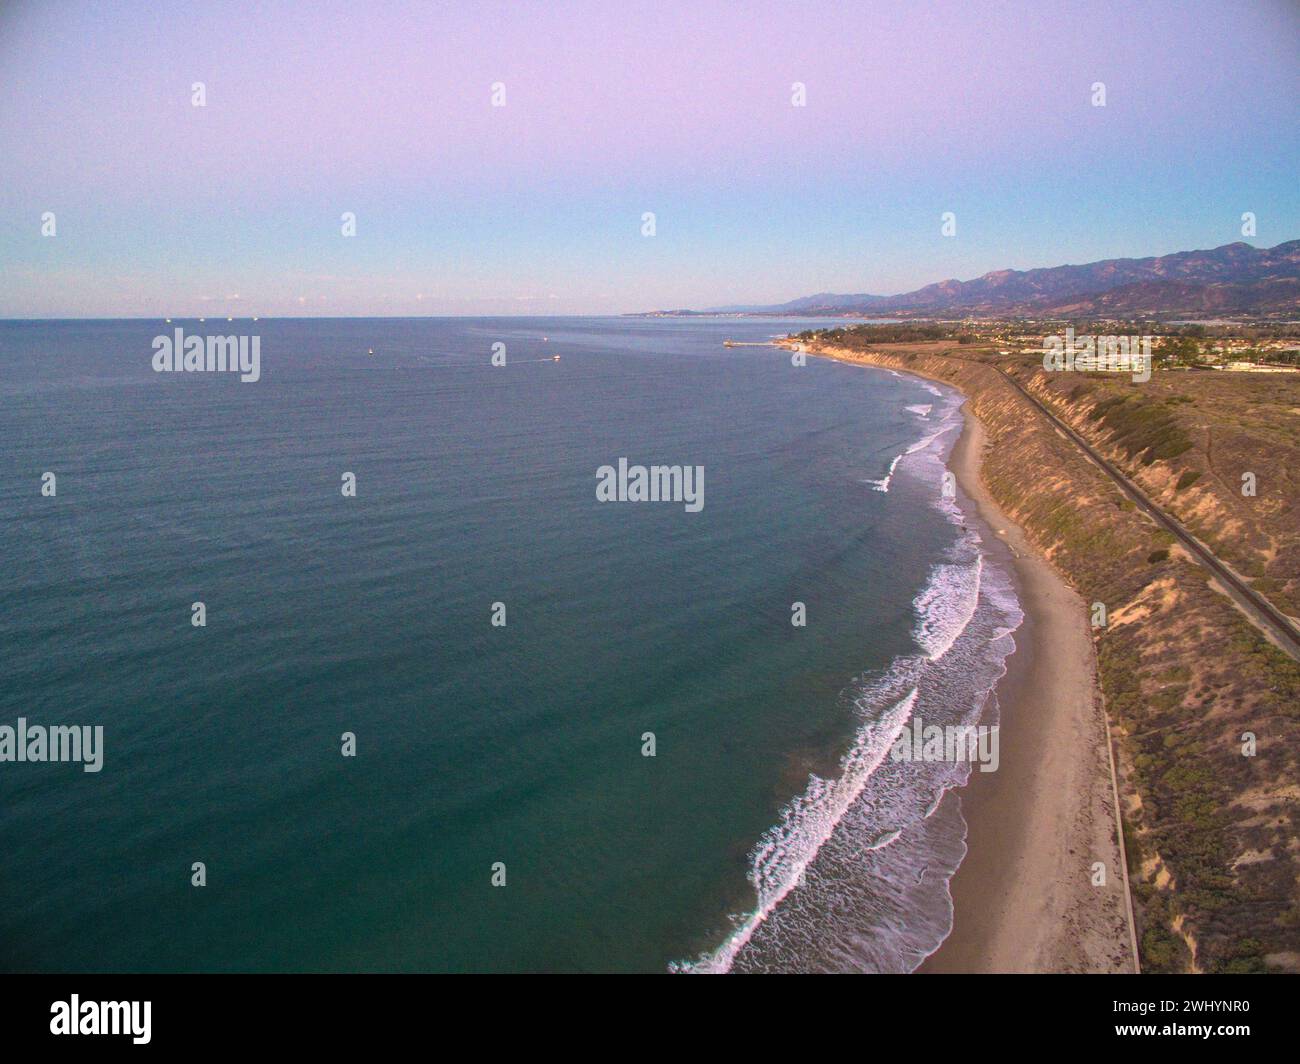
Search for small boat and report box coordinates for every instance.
[367,348,374,355]
[553,355,560,361]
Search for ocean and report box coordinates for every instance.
[0,316,1021,973]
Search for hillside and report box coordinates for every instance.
[646,240,1300,318]
[787,330,1300,974]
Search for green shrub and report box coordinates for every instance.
[1090,394,1193,464]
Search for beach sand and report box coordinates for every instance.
[919,406,1135,973]
[786,340,1135,971]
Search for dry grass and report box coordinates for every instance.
[797,333,1300,973]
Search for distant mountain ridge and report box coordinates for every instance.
[651,240,1300,318]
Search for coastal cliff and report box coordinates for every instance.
[793,338,1300,974]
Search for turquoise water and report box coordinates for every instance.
[0,316,1018,972]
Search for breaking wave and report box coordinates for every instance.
[672,371,1024,974]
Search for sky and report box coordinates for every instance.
[1,0,1298,318]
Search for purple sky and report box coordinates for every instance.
[2,0,1297,316]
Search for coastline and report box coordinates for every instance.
[804,345,1133,973]
[923,405,1131,972]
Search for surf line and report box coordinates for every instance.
[674,687,918,973]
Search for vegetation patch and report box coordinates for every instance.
[1087,394,1193,464]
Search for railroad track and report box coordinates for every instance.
[830,345,1300,975]
[976,358,1300,662]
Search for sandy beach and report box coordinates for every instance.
[920,407,1134,972]
[800,344,1136,973]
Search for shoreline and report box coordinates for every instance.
[923,404,1131,972]
[808,346,1133,973]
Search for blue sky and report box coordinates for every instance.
[1,0,1297,316]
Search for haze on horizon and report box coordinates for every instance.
[1,0,1297,319]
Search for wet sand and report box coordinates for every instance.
[797,341,1135,973]
[920,407,1132,972]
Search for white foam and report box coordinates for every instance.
[867,453,903,492]
[912,554,983,661]
[905,426,948,456]
[869,400,961,494]
[672,370,1023,974]
[673,686,919,974]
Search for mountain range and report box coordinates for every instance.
[645,240,1300,318]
